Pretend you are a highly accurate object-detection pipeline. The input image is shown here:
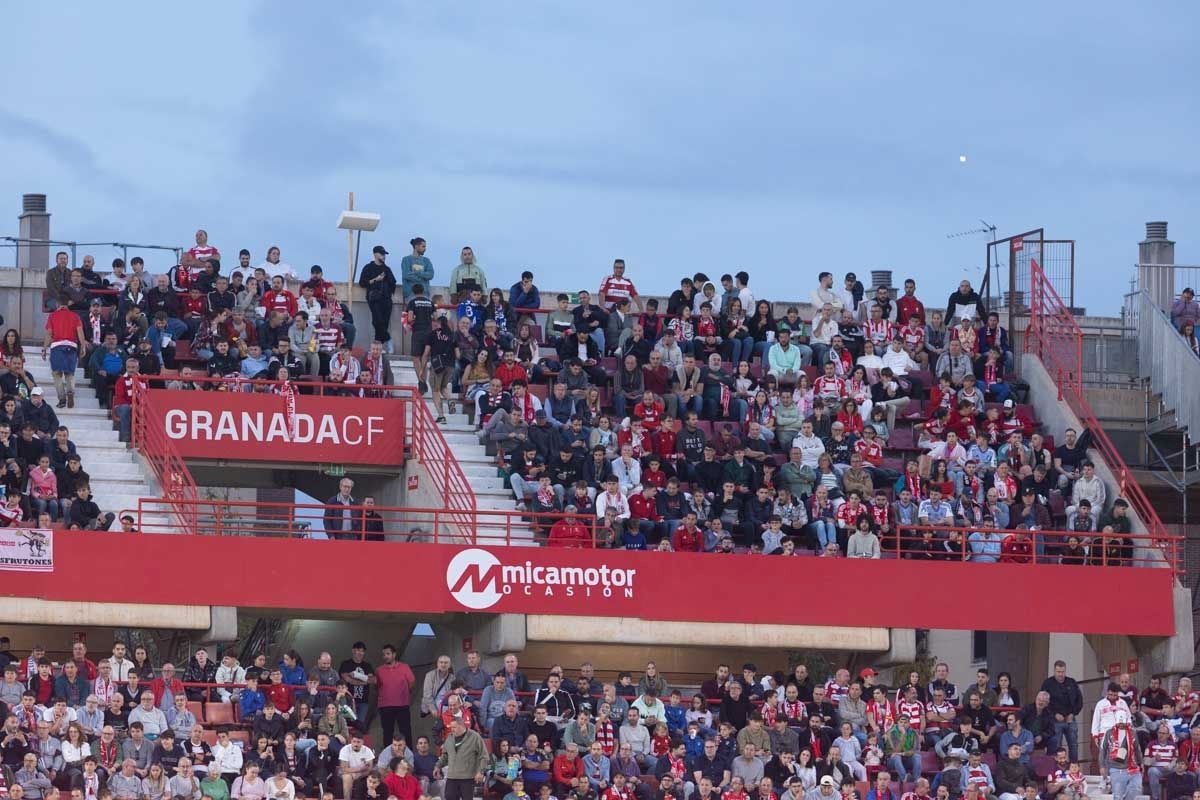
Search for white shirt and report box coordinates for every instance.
[296,296,322,318]
[881,348,918,376]
[811,315,839,345]
[338,744,375,770]
[258,260,298,281]
[1091,698,1130,737]
[810,287,843,310]
[211,741,244,774]
[105,657,136,682]
[792,433,826,468]
[738,287,755,313]
[596,490,630,520]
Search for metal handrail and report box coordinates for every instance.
[1027,263,1177,572]
[1136,290,1200,439]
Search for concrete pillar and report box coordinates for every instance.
[17,194,51,270]
[1139,221,1175,309]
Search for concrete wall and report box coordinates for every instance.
[0,599,213,630]
[526,615,890,651]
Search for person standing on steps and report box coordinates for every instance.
[400,237,434,302]
[359,245,397,354]
[42,300,89,409]
[376,643,417,749]
[406,284,436,396]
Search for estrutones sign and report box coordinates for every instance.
[446,548,637,610]
[154,389,406,465]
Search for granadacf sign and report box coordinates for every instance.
[154,389,406,465]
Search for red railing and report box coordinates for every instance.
[1026,257,1177,572]
[130,377,475,534]
[892,524,1180,571]
[130,382,199,534]
[124,499,598,546]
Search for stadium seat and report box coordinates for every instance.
[187,700,204,720]
[205,702,235,725]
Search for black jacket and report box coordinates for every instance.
[557,336,601,365]
[306,746,338,786]
[146,287,182,318]
[184,657,218,701]
[1039,676,1083,717]
[358,262,397,301]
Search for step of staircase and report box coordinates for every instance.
[389,356,538,544]
[28,366,166,532]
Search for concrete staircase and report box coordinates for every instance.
[388,356,538,546]
[1086,772,1149,800]
[29,364,168,531]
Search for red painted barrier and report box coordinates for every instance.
[2,531,1175,635]
[151,388,407,466]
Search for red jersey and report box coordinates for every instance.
[896,296,926,326]
[604,788,634,800]
[113,373,146,408]
[181,294,206,318]
[598,275,638,306]
[836,410,864,435]
[1145,741,1177,768]
[262,289,298,318]
[782,700,807,722]
[651,429,677,461]
[813,375,845,400]
[901,322,926,350]
[897,700,924,727]
[866,699,896,731]
[628,494,661,522]
[671,525,702,552]
[865,319,895,347]
[722,791,748,800]
[929,385,954,413]
[855,439,883,465]
[869,503,892,529]
[696,316,718,338]
[1000,535,1032,563]
[616,428,650,457]
[634,400,665,432]
[494,362,528,389]
[993,473,1017,503]
[836,502,868,529]
[265,683,292,713]
[642,469,668,489]
[830,348,853,375]
[45,307,83,349]
[548,521,592,548]
[187,245,220,263]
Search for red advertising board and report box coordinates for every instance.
[0,532,1177,636]
[154,390,406,465]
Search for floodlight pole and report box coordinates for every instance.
[345,192,355,318]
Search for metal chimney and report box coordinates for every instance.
[17,193,50,270]
[1139,220,1175,309]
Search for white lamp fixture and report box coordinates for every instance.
[336,210,381,232]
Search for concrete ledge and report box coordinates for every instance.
[0,598,213,629]
[526,615,890,651]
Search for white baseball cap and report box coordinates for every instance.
[30,387,44,396]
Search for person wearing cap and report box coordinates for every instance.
[41,298,88,410]
[22,385,60,442]
[358,245,397,352]
[806,774,840,800]
[302,265,334,303]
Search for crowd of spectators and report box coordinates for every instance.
[4,639,1196,800]
[13,234,1146,563]
[1168,288,1199,357]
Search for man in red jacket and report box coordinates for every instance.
[112,357,146,443]
[671,512,703,552]
[150,662,185,709]
[262,276,298,322]
[629,485,663,542]
[549,508,593,548]
[553,741,587,796]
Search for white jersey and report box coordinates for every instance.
[1091,697,1130,737]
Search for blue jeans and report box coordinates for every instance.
[1054,720,1079,761]
[728,336,755,364]
[888,754,920,784]
[1109,767,1137,800]
[753,341,773,363]
[34,497,62,521]
[590,328,606,354]
[811,343,830,366]
[675,394,703,417]
[340,322,357,347]
[809,520,837,548]
[115,404,133,442]
[614,392,639,420]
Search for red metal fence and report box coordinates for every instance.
[130,379,475,533]
[1025,257,1176,570]
[130,382,199,534]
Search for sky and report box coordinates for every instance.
[2,1,1197,315]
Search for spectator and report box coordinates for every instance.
[400,238,433,301]
[358,246,398,353]
[1171,288,1199,331]
[41,301,88,409]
